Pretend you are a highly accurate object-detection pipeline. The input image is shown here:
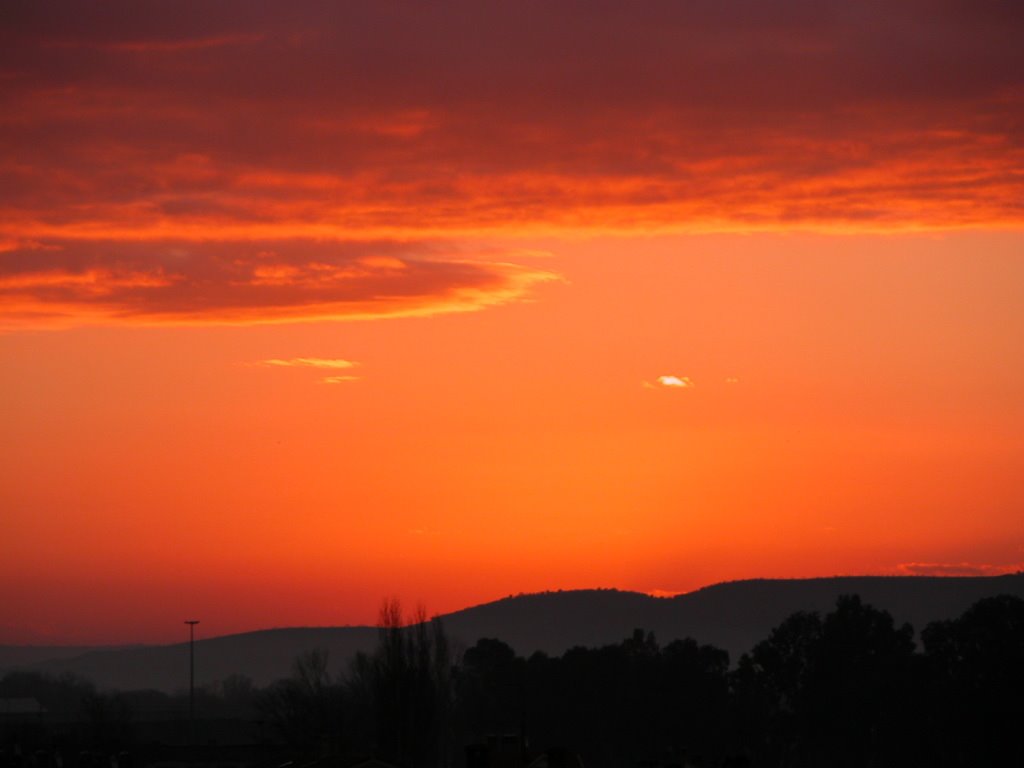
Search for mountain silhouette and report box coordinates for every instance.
[4,574,1021,691]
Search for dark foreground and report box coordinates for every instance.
[2,593,1022,768]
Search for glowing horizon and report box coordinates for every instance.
[2,1,1023,645]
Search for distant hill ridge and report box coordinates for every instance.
[3,573,1022,692]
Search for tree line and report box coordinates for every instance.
[2,594,1022,768]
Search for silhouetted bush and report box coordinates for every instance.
[256,649,342,758]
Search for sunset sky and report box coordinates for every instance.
[2,1,1023,644]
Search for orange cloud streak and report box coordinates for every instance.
[895,563,1024,578]
[0,240,558,330]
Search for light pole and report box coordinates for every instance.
[185,620,199,744]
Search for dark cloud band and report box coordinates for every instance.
[0,239,556,329]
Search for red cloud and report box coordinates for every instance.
[0,2,1021,328]
[0,239,556,329]
[2,0,1021,239]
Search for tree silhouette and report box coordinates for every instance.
[458,637,523,741]
[346,599,455,767]
[736,595,916,768]
[922,594,1024,766]
[257,648,342,758]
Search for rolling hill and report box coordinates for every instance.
[4,573,1022,691]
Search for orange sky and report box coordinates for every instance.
[2,1,1023,644]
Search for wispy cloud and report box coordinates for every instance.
[263,358,358,370]
[0,240,558,330]
[896,562,1024,577]
[262,357,361,384]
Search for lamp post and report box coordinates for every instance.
[185,620,199,744]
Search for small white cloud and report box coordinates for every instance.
[725,376,739,384]
[643,374,694,389]
[657,375,692,388]
[321,375,359,384]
